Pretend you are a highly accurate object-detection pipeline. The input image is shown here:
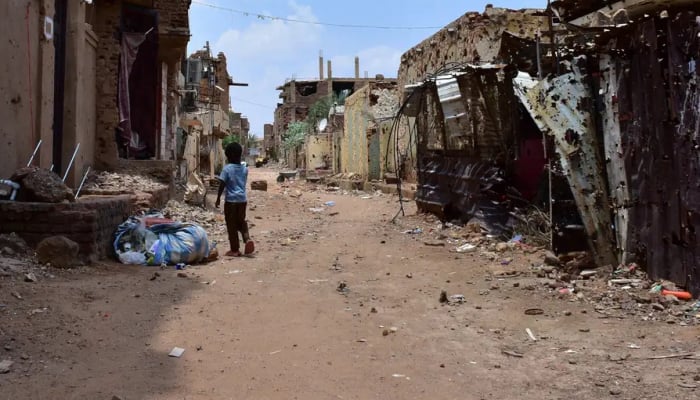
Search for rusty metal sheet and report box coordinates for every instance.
[607,13,700,295]
[416,157,511,233]
[514,60,618,267]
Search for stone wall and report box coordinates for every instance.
[0,196,133,262]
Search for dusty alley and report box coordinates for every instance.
[1,168,699,399]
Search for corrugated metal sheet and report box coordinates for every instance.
[414,65,517,233]
[514,62,618,267]
[605,12,700,295]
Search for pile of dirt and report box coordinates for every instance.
[10,167,74,203]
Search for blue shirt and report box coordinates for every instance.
[219,163,248,203]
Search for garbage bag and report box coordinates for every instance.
[113,214,211,266]
[118,251,147,265]
[147,222,211,265]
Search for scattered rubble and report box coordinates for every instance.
[251,180,268,191]
[36,236,81,268]
[396,211,698,325]
[10,167,74,203]
[0,359,13,374]
[85,171,166,194]
[161,200,223,233]
[0,233,32,255]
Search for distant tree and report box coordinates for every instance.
[306,96,332,133]
[222,134,239,149]
[282,121,309,150]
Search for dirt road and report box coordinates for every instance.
[1,168,698,399]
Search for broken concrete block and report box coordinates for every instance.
[250,180,268,191]
[36,236,80,268]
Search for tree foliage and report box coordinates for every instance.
[306,96,332,133]
[282,121,309,150]
[222,134,239,148]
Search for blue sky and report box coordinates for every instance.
[188,0,545,137]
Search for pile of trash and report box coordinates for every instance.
[113,211,216,266]
[84,171,167,194]
[399,212,699,324]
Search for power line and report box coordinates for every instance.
[192,1,443,30]
[230,96,275,110]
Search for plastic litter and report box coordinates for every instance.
[455,243,477,253]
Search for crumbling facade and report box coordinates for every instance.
[92,0,191,171]
[273,56,386,170]
[399,1,700,295]
[181,46,234,178]
[339,81,399,180]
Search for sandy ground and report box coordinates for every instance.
[1,167,699,400]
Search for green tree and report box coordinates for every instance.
[222,134,239,149]
[306,96,332,133]
[283,121,309,150]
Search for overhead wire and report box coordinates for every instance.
[192,1,443,30]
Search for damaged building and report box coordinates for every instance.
[273,55,396,173]
[180,45,239,179]
[0,0,193,262]
[398,1,700,295]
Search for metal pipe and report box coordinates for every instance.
[27,139,42,167]
[74,166,90,200]
[62,142,80,182]
[0,180,21,201]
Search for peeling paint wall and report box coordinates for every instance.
[342,86,370,178]
[339,82,399,180]
[305,134,332,171]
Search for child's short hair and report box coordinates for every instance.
[225,142,243,163]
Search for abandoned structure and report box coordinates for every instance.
[273,56,395,172]
[181,45,237,178]
[397,2,700,295]
[0,0,193,261]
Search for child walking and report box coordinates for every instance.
[215,142,255,257]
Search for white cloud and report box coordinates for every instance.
[213,1,322,64]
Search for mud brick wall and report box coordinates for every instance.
[396,7,546,93]
[154,0,191,34]
[0,196,132,262]
[93,0,122,170]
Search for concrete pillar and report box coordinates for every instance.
[355,56,360,79]
[319,55,324,80]
[327,60,332,80]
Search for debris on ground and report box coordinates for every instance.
[0,359,14,374]
[83,171,167,209]
[85,171,167,194]
[396,210,698,325]
[162,200,222,232]
[0,233,32,255]
[168,347,185,358]
[10,167,74,203]
[251,180,268,191]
